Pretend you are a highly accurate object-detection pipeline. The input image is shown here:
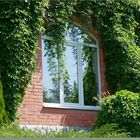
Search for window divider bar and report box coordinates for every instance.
[58,53,64,105]
[43,35,97,48]
[60,78,64,105]
[77,45,84,106]
[97,43,102,99]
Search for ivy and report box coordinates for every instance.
[0,0,47,121]
[96,90,140,136]
[0,0,140,122]
[45,0,140,94]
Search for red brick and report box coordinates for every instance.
[19,28,107,127]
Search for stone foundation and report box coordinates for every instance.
[20,125,92,134]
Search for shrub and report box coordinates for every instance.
[96,90,140,137]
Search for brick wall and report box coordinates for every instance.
[19,29,107,127]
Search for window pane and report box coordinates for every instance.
[82,46,98,106]
[42,40,60,103]
[64,45,79,103]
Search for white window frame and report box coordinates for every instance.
[42,35,102,110]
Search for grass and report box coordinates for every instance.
[0,123,130,138]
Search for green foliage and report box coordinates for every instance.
[96,90,140,137]
[45,0,77,46]
[0,124,46,138]
[0,80,9,126]
[0,0,47,121]
[92,124,130,138]
[83,47,98,105]
[0,123,129,138]
[95,1,140,93]
[1,0,140,125]
[45,0,140,93]
[51,125,129,138]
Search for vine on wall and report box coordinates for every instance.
[45,0,140,93]
[0,0,47,121]
[0,0,140,122]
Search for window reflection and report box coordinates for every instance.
[64,45,79,103]
[82,46,98,106]
[42,40,60,103]
[42,36,99,106]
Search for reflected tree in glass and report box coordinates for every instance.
[63,45,79,103]
[82,46,98,106]
[43,23,99,106]
[43,40,60,103]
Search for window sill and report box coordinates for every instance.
[43,103,100,111]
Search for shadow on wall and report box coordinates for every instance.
[40,107,97,128]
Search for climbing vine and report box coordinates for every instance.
[0,0,140,122]
[0,0,47,121]
[45,0,140,93]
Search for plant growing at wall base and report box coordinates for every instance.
[96,90,140,137]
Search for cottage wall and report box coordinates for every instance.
[18,30,107,132]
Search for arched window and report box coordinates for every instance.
[42,25,101,110]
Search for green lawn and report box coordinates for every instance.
[0,124,130,138]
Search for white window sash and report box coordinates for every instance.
[97,42,102,99]
[77,45,84,106]
[43,102,100,110]
[42,35,102,110]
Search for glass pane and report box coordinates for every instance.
[64,45,79,103]
[42,40,60,103]
[82,46,98,106]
